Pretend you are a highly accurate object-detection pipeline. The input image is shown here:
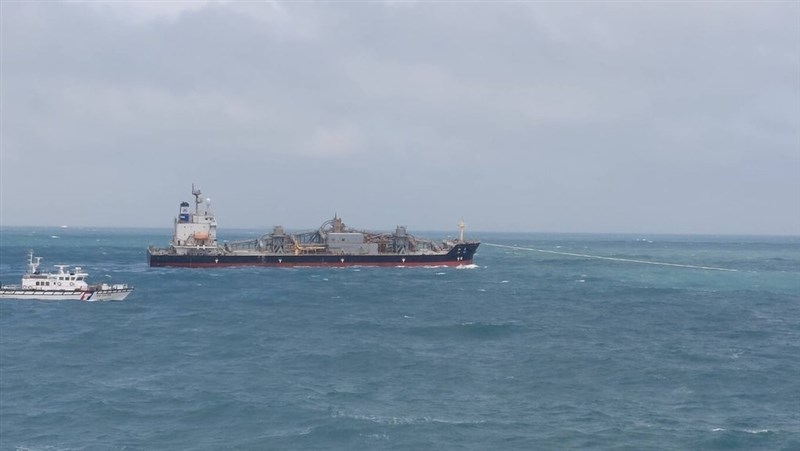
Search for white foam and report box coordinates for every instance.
[360,433,389,440]
[263,427,313,438]
[333,410,484,426]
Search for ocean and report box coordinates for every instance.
[1,227,798,450]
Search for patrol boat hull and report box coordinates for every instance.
[0,288,133,301]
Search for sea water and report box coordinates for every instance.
[1,227,798,450]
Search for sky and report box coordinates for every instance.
[1,1,798,235]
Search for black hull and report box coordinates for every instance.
[149,243,479,268]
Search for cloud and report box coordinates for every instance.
[307,123,365,157]
[78,0,219,25]
[1,1,798,233]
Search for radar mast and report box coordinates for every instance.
[192,184,203,214]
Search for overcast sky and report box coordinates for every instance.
[1,1,798,235]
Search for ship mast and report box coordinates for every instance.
[459,220,465,242]
[192,184,202,215]
[27,250,42,274]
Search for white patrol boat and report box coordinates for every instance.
[0,251,133,301]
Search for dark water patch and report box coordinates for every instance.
[407,321,523,340]
[697,428,783,450]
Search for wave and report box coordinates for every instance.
[410,321,521,339]
[261,427,314,438]
[711,427,773,434]
[16,447,66,451]
[331,409,484,426]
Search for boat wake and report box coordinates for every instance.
[484,243,738,272]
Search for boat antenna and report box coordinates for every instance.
[192,184,202,214]
[27,250,40,274]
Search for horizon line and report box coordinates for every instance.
[0,224,798,238]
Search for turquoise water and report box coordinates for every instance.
[1,227,799,449]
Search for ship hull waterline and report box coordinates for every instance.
[148,243,479,268]
[0,289,133,301]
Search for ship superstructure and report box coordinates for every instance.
[148,185,479,267]
[169,185,218,254]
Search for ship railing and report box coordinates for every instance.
[224,239,261,252]
[294,245,327,255]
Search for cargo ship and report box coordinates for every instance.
[147,186,479,268]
